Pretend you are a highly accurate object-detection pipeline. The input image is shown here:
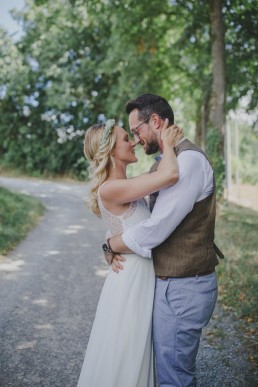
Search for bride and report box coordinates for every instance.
[77,118,182,387]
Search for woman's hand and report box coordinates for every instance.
[161,121,184,148]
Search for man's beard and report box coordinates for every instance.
[145,140,160,155]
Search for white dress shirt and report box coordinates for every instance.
[122,150,214,258]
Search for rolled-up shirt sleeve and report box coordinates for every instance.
[122,152,206,258]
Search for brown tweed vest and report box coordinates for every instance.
[149,139,223,277]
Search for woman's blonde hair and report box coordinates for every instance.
[84,123,117,216]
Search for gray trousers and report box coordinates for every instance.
[153,272,218,387]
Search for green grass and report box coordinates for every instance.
[216,203,258,319]
[0,186,44,255]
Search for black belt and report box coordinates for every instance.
[157,270,215,280]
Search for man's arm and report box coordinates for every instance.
[106,235,132,272]
[109,235,132,254]
[110,151,212,259]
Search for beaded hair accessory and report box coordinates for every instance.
[100,119,116,146]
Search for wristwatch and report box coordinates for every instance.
[102,238,114,255]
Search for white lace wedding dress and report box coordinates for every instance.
[77,187,155,387]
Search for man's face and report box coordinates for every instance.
[128,109,160,155]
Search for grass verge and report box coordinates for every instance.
[0,186,44,255]
[216,203,258,319]
[215,202,258,367]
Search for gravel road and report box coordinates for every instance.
[0,176,257,387]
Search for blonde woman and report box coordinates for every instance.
[77,118,182,387]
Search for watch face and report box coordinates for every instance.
[102,243,108,252]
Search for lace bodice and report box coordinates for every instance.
[97,184,151,238]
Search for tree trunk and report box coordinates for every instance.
[209,0,226,157]
[195,108,202,147]
[195,91,211,148]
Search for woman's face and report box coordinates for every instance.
[113,126,137,165]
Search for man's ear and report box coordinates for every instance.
[151,114,162,130]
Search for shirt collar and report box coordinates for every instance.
[155,137,186,161]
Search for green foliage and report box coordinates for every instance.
[0,0,112,178]
[238,131,258,185]
[224,0,258,111]
[0,0,257,182]
[216,203,258,318]
[0,186,44,254]
[229,120,258,185]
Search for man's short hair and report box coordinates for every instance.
[126,93,174,125]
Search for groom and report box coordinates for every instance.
[104,93,223,387]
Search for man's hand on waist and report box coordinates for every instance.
[109,234,133,254]
[103,234,133,272]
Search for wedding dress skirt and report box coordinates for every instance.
[77,197,155,387]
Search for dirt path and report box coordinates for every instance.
[227,184,258,212]
[0,176,107,386]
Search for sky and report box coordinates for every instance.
[0,0,25,39]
